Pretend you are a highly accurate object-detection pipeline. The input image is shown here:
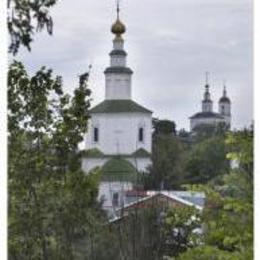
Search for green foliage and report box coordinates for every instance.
[176,129,253,259]
[148,134,185,189]
[8,0,58,55]
[176,245,251,260]
[80,148,104,158]
[153,119,176,135]
[163,206,202,258]
[184,136,229,184]
[203,196,253,253]
[146,121,230,190]
[8,61,104,259]
[226,128,253,177]
[178,129,190,138]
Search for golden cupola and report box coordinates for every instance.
[111,4,126,37]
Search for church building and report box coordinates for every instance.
[189,79,231,131]
[82,7,152,214]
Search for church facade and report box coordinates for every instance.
[82,9,152,214]
[189,82,231,131]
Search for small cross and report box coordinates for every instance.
[116,0,120,19]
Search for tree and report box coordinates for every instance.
[175,129,253,259]
[177,245,251,260]
[143,119,185,190]
[147,134,185,190]
[8,61,105,259]
[153,119,177,136]
[178,129,190,138]
[192,123,229,142]
[184,135,229,184]
[162,206,201,258]
[8,0,58,55]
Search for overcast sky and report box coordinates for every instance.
[17,0,253,130]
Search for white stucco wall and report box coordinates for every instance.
[190,117,226,130]
[219,103,231,126]
[85,112,152,155]
[219,102,231,116]
[223,115,231,126]
[110,55,126,67]
[202,102,213,112]
[105,73,132,100]
[113,38,124,50]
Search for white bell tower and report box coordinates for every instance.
[105,3,132,100]
[202,72,213,112]
[218,84,231,126]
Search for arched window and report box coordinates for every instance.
[221,105,225,114]
[93,127,99,142]
[138,127,144,142]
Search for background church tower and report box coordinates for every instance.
[218,83,231,126]
[189,73,231,131]
[202,72,213,113]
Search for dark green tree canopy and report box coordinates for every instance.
[8,61,107,259]
[8,0,58,55]
[153,118,177,135]
[184,136,229,184]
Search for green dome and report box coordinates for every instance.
[101,157,137,182]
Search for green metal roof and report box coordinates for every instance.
[104,66,133,74]
[219,96,231,103]
[101,157,138,182]
[109,50,127,56]
[190,112,224,119]
[132,148,151,158]
[90,99,152,114]
[82,148,151,159]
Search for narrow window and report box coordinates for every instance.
[94,127,99,142]
[112,192,119,207]
[139,127,144,142]
[221,105,225,114]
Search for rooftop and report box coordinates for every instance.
[90,99,152,114]
[101,157,138,182]
[190,111,224,119]
[219,96,231,103]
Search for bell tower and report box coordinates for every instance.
[218,83,231,126]
[202,72,213,113]
[104,3,133,100]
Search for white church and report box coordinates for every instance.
[189,80,231,131]
[82,8,152,214]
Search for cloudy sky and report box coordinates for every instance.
[17,0,253,130]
